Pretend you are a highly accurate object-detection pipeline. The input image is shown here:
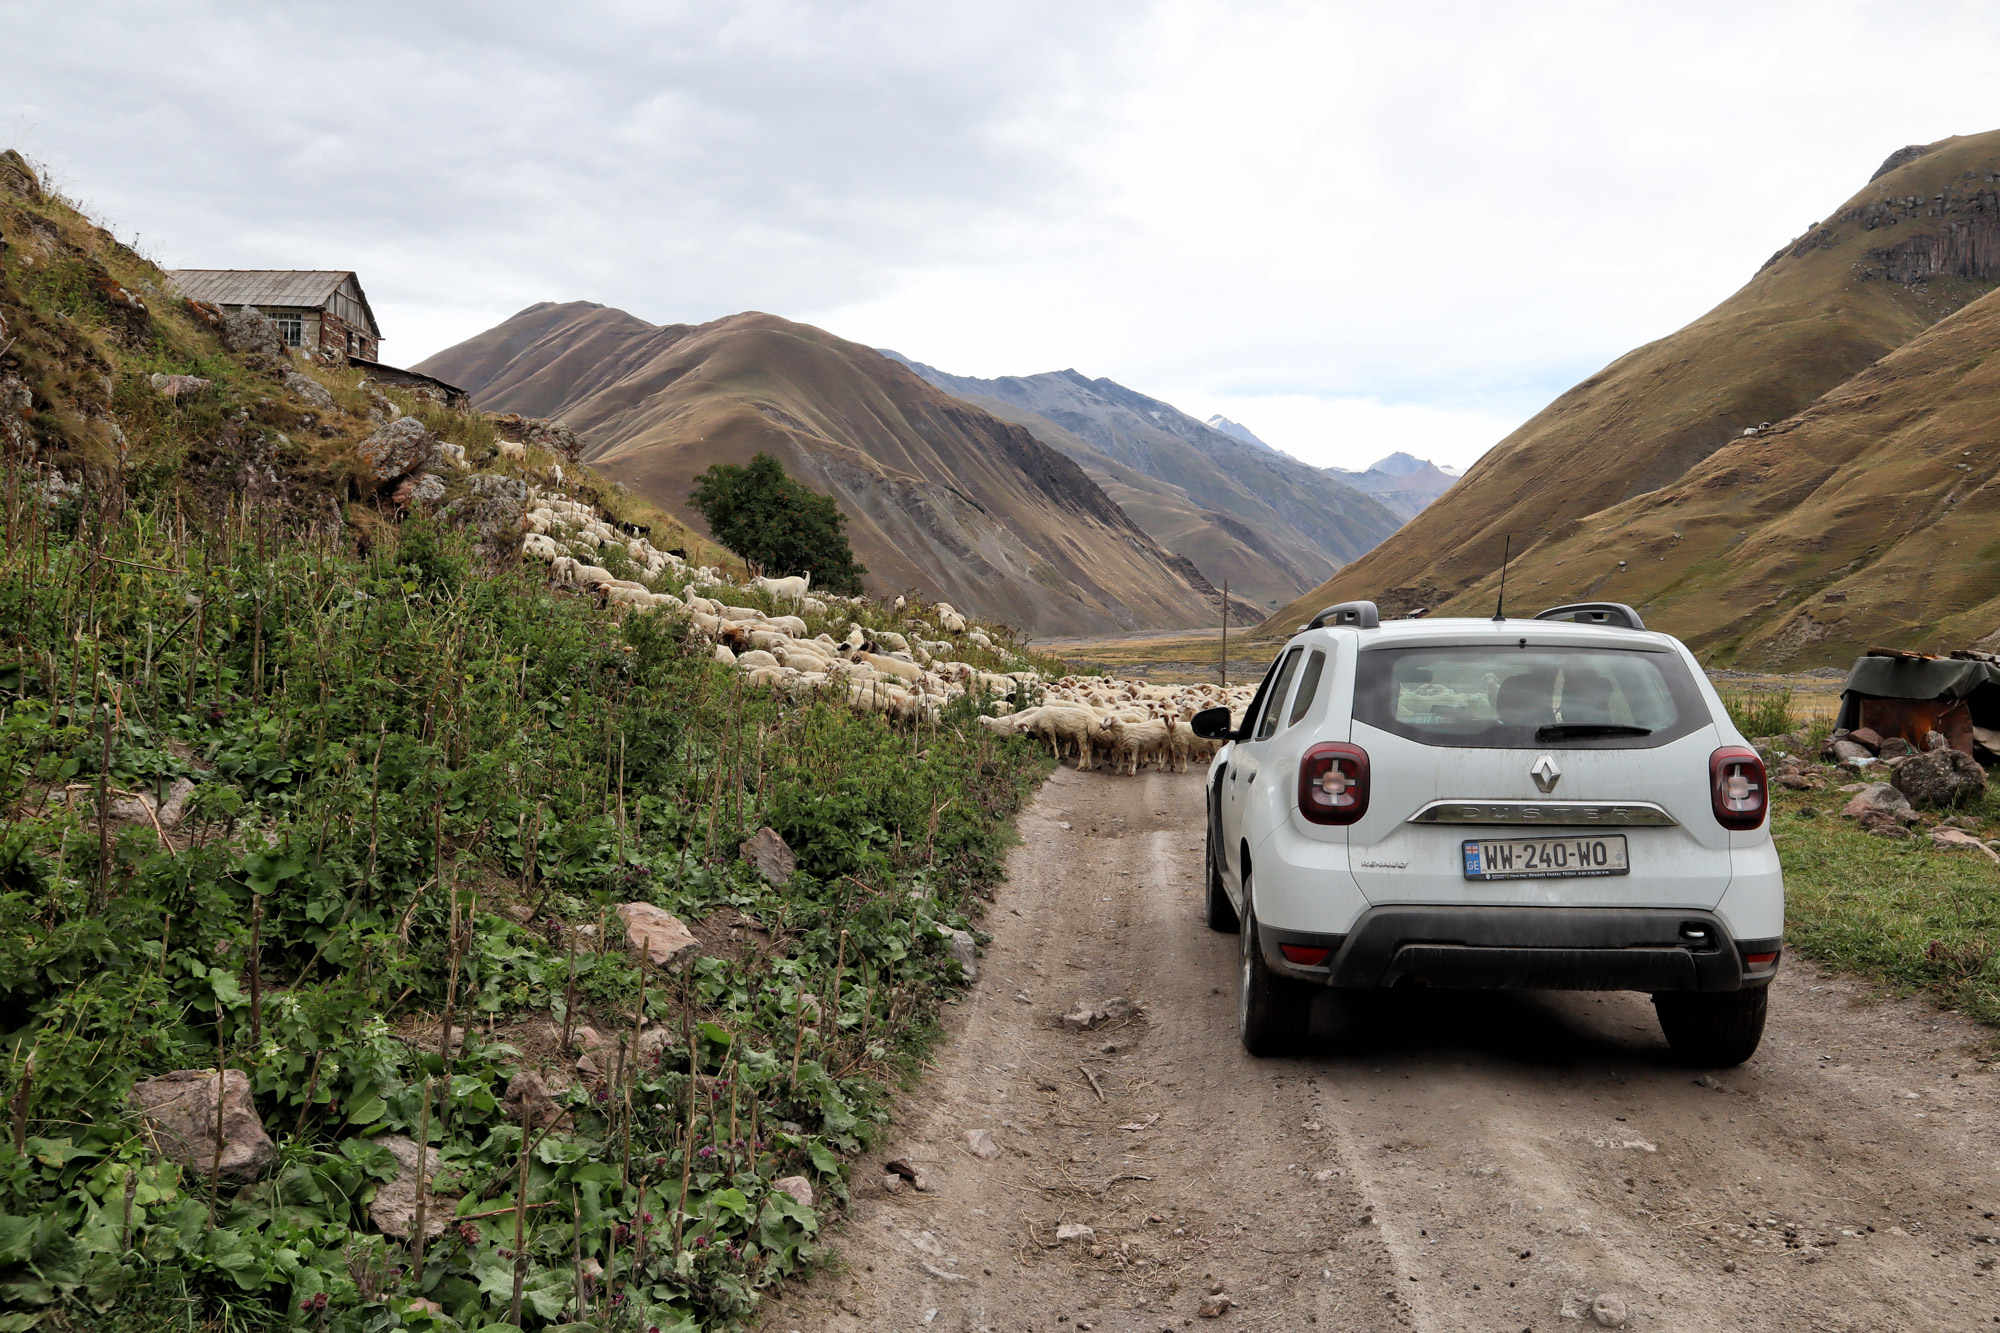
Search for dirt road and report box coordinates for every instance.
[761,767,2000,1332]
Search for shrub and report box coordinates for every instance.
[688,452,866,594]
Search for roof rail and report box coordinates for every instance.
[1304,600,1380,631]
[1534,601,1647,630]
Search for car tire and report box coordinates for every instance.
[1205,825,1239,933]
[1238,887,1310,1057]
[1652,987,1768,1067]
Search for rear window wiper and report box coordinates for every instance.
[1535,723,1654,741]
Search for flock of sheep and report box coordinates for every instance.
[510,482,1255,775]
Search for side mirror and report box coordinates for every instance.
[1190,706,1236,741]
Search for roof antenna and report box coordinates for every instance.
[1492,534,1512,622]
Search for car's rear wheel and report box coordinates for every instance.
[1238,884,1310,1057]
[1205,825,1239,933]
[1653,987,1768,1067]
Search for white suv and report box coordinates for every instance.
[1192,601,1782,1066]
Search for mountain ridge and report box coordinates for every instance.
[416,305,1237,635]
[881,352,1403,610]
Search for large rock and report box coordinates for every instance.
[438,472,529,540]
[738,827,796,886]
[771,1175,814,1207]
[129,1069,275,1182]
[615,903,700,968]
[149,373,212,401]
[358,416,437,482]
[283,370,335,411]
[221,305,284,356]
[1893,748,1987,809]
[368,1134,459,1241]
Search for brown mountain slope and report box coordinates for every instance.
[415,305,1232,635]
[1263,129,2000,636]
[1413,282,2000,666]
[885,355,1405,612]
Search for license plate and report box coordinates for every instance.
[1463,835,1629,880]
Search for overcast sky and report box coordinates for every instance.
[7,0,1998,471]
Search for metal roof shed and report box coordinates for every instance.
[167,269,381,361]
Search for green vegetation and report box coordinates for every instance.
[687,454,865,596]
[0,495,1045,1331]
[1774,784,2000,1030]
[1720,688,1796,739]
[0,161,1052,1331]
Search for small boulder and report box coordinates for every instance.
[1842,783,1914,822]
[614,902,700,968]
[1590,1293,1630,1328]
[502,1070,564,1130]
[881,1172,909,1195]
[738,827,796,887]
[1829,738,1876,764]
[1877,736,1918,759]
[964,1128,1001,1160]
[1197,1293,1231,1317]
[283,371,334,411]
[391,472,448,509]
[1850,727,1885,753]
[221,305,284,356]
[358,416,437,482]
[1929,827,2000,863]
[1056,1223,1096,1242]
[148,373,212,401]
[1892,748,1987,809]
[942,927,978,980]
[129,1069,275,1182]
[771,1175,814,1207]
[368,1134,459,1241]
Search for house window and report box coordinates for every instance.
[269,312,304,347]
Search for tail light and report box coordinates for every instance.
[1710,746,1767,830]
[1299,743,1370,825]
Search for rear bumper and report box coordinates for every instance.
[1262,905,1781,993]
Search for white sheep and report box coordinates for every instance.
[521,533,560,561]
[751,572,811,602]
[497,440,527,459]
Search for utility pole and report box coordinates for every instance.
[1220,579,1229,691]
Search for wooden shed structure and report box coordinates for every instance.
[167,270,381,362]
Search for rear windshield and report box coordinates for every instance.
[1353,643,1709,749]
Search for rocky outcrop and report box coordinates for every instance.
[0,149,39,201]
[129,1069,275,1182]
[221,305,283,357]
[485,413,585,463]
[358,416,437,482]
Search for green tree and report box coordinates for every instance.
[688,451,868,594]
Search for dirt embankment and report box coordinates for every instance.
[761,767,2000,1333]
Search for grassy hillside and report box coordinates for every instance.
[1429,282,2000,664]
[417,307,1232,636]
[1264,129,2000,637]
[0,151,1051,1332]
[886,357,1404,613]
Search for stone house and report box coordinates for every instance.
[167,269,381,362]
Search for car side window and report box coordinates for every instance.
[1254,648,1303,740]
[1236,650,1288,735]
[1286,650,1326,727]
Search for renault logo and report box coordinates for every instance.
[1530,754,1562,794]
